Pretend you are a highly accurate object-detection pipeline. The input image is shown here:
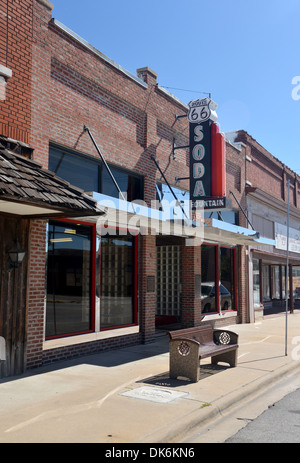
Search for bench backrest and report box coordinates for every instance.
[168,325,214,344]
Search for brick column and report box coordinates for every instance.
[238,245,248,323]
[140,233,156,343]
[181,240,202,327]
[26,219,47,369]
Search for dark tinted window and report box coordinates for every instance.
[46,221,93,338]
[49,146,144,200]
[49,147,99,192]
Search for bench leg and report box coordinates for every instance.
[211,349,238,367]
[169,341,200,382]
[170,356,200,383]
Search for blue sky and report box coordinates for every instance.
[52,0,300,173]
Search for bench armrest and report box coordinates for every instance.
[213,329,238,345]
[169,338,200,357]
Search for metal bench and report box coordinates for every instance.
[168,325,239,382]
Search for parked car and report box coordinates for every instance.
[201,282,232,313]
[294,287,300,299]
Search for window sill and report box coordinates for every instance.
[43,325,139,351]
[202,311,237,322]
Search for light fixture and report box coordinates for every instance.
[8,241,26,268]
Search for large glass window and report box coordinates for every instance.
[253,258,261,308]
[49,145,144,200]
[262,264,271,301]
[201,244,236,314]
[204,210,239,225]
[100,234,137,329]
[46,221,94,338]
[201,245,217,313]
[49,147,99,192]
[271,265,281,299]
[220,247,234,311]
[293,266,300,299]
[102,166,143,201]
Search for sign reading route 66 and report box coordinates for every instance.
[187,97,218,124]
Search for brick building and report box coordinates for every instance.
[0,0,285,377]
[228,131,300,320]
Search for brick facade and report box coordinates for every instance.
[27,0,248,367]
[27,0,196,367]
[1,0,260,374]
[0,0,32,143]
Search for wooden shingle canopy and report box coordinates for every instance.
[0,137,103,218]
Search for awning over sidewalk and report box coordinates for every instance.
[90,193,204,238]
[204,217,276,246]
[79,193,275,247]
[0,139,104,218]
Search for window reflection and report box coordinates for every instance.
[100,235,136,329]
[253,258,261,308]
[46,221,93,338]
[49,147,99,192]
[220,247,234,311]
[201,245,235,313]
[201,245,216,313]
[49,145,144,201]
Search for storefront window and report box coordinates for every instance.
[271,265,281,299]
[293,266,300,299]
[49,145,144,201]
[220,247,234,311]
[100,235,136,329]
[49,146,99,192]
[262,264,271,301]
[102,166,143,201]
[253,258,261,308]
[204,210,239,225]
[201,244,236,314]
[46,221,94,338]
[282,265,286,299]
[201,245,217,313]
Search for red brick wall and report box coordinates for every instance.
[27,0,248,367]
[27,0,192,366]
[26,219,47,369]
[0,0,32,143]
[225,141,246,225]
[31,4,190,201]
[234,130,300,210]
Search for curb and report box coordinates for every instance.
[141,358,300,443]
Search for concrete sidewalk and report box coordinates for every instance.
[0,313,300,443]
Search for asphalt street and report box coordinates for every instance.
[226,386,300,443]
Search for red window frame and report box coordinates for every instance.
[99,226,138,331]
[45,218,96,340]
[202,242,237,314]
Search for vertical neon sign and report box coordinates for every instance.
[188,98,225,209]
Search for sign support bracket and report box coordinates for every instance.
[151,155,189,221]
[172,138,190,159]
[229,190,256,232]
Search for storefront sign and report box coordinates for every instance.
[275,222,300,253]
[187,97,218,124]
[192,196,231,210]
[189,119,212,202]
[188,98,226,210]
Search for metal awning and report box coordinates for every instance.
[204,217,275,246]
[89,193,204,239]
[78,193,275,247]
